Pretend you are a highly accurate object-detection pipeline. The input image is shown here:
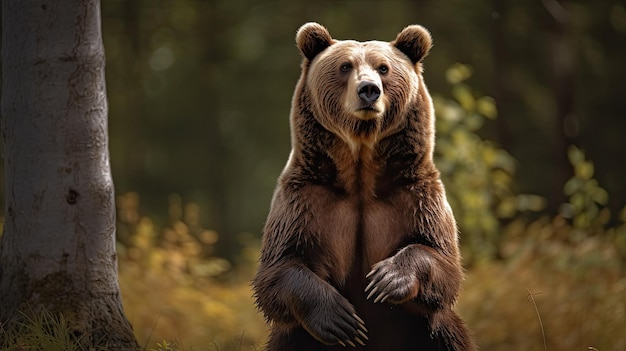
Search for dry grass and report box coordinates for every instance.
[116,215,266,351]
[458,219,626,351]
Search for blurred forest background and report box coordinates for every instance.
[2,0,626,350]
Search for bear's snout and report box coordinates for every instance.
[357,81,381,105]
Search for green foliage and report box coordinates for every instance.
[434,63,545,261]
[456,139,626,350]
[560,145,611,237]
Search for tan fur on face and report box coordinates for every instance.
[305,40,419,151]
[344,63,384,121]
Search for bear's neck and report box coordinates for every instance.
[330,139,381,200]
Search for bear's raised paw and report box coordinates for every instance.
[365,256,420,304]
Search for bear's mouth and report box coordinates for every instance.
[355,105,381,120]
[359,105,378,111]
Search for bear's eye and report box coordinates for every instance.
[378,65,389,74]
[340,63,352,73]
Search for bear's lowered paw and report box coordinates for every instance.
[365,256,419,304]
[299,295,368,347]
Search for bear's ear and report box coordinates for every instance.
[392,25,433,64]
[296,22,334,61]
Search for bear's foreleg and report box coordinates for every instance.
[254,261,368,347]
[428,309,477,351]
[364,244,475,350]
[365,244,462,310]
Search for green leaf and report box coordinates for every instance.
[574,161,594,180]
[592,188,609,205]
[571,193,586,210]
[476,96,498,119]
[452,84,475,112]
[517,194,546,211]
[564,177,582,195]
[567,145,585,165]
[465,113,484,131]
[496,197,516,218]
[445,63,473,84]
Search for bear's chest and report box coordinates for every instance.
[310,187,407,286]
[305,142,410,283]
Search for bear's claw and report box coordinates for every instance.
[301,294,368,347]
[365,256,419,304]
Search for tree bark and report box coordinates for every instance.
[544,0,576,212]
[0,0,139,349]
[491,0,512,151]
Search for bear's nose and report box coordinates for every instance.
[357,81,381,105]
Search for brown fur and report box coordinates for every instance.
[252,22,476,351]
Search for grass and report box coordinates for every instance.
[0,310,88,351]
[526,289,547,351]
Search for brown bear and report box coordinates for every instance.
[252,22,476,351]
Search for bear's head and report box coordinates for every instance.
[295,22,433,148]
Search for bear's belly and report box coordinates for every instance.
[307,183,409,284]
[305,185,360,283]
[278,313,434,351]
[361,198,409,267]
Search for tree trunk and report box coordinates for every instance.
[544,0,576,212]
[491,0,512,151]
[0,0,139,349]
